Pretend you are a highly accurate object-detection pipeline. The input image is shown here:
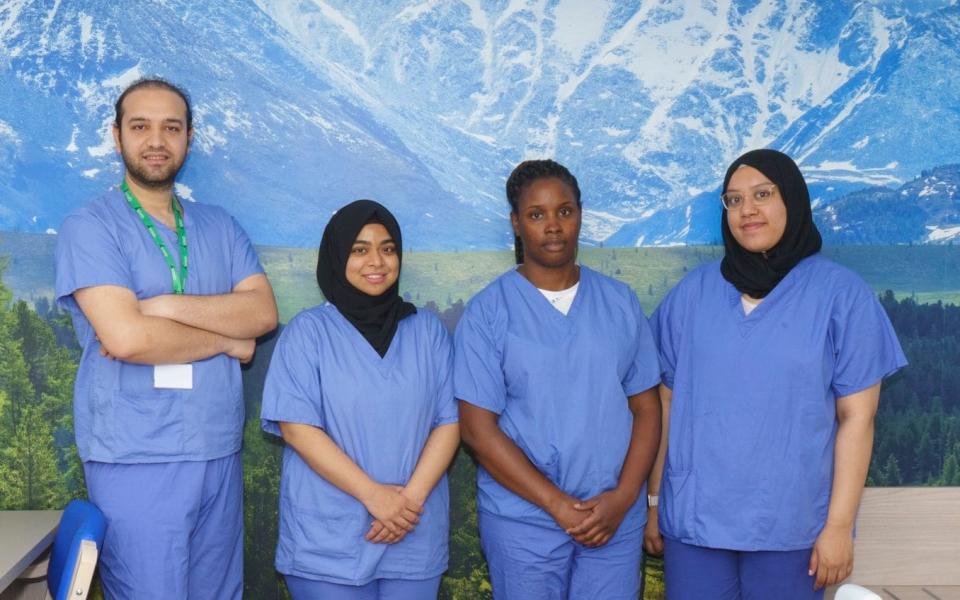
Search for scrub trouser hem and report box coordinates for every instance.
[285,574,442,599]
[83,452,244,600]
[479,511,643,600]
[663,536,825,600]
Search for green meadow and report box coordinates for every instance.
[259,244,960,321]
[4,232,957,317]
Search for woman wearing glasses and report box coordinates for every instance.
[643,149,906,599]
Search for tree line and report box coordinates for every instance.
[1,268,957,598]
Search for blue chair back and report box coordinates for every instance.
[47,499,107,600]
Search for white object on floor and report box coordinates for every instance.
[834,583,882,600]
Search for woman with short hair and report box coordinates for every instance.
[456,159,662,599]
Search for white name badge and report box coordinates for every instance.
[154,364,194,389]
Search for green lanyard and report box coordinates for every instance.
[121,181,188,294]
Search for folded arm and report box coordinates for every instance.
[74,285,253,365]
[138,273,278,339]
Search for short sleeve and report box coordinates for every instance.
[650,285,684,390]
[260,315,324,436]
[621,292,662,396]
[453,301,507,414]
[830,283,907,397]
[229,216,265,288]
[430,319,459,427]
[55,212,133,313]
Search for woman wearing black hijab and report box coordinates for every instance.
[260,200,460,599]
[643,150,906,599]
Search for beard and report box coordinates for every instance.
[120,143,186,190]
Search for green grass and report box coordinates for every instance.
[260,246,710,319]
[3,230,959,321]
[263,244,960,321]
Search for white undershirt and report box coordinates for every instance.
[539,282,580,315]
[741,295,761,315]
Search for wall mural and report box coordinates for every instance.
[1,1,958,598]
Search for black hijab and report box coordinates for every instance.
[316,200,417,357]
[719,149,822,298]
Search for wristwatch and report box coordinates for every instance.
[647,494,659,508]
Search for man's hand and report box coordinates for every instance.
[222,337,255,364]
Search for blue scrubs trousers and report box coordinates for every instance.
[83,452,243,600]
[285,575,442,599]
[479,511,643,600]
[664,537,824,600]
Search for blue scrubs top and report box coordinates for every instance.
[454,266,661,531]
[261,305,457,585]
[651,255,907,551]
[55,190,264,463]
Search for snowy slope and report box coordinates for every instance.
[815,164,960,245]
[0,0,506,248]
[1,0,958,248]
[254,0,960,245]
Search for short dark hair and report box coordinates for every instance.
[505,159,582,264]
[114,78,193,130]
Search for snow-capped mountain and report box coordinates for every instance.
[816,164,960,245]
[1,0,958,248]
[255,0,960,245]
[0,0,507,249]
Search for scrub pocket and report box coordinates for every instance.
[661,468,696,540]
[284,497,364,578]
[107,389,184,456]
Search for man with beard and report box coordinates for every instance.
[54,79,278,599]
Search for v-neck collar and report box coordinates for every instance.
[328,304,402,374]
[725,256,812,337]
[509,265,587,327]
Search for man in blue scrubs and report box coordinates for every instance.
[55,79,278,599]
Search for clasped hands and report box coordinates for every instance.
[362,483,424,545]
[549,488,633,548]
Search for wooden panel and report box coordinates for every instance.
[850,488,960,586]
[879,587,960,600]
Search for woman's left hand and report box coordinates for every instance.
[365,487,426,544]
[566,488,633,548]
[809,523,854,590]
[365,519,405,544]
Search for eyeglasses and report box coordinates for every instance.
[720,183,778,210]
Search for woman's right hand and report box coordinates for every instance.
[361,484,422,541]
[643,506,664,556]
[546,492,589,532]
[365,519,403,544]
